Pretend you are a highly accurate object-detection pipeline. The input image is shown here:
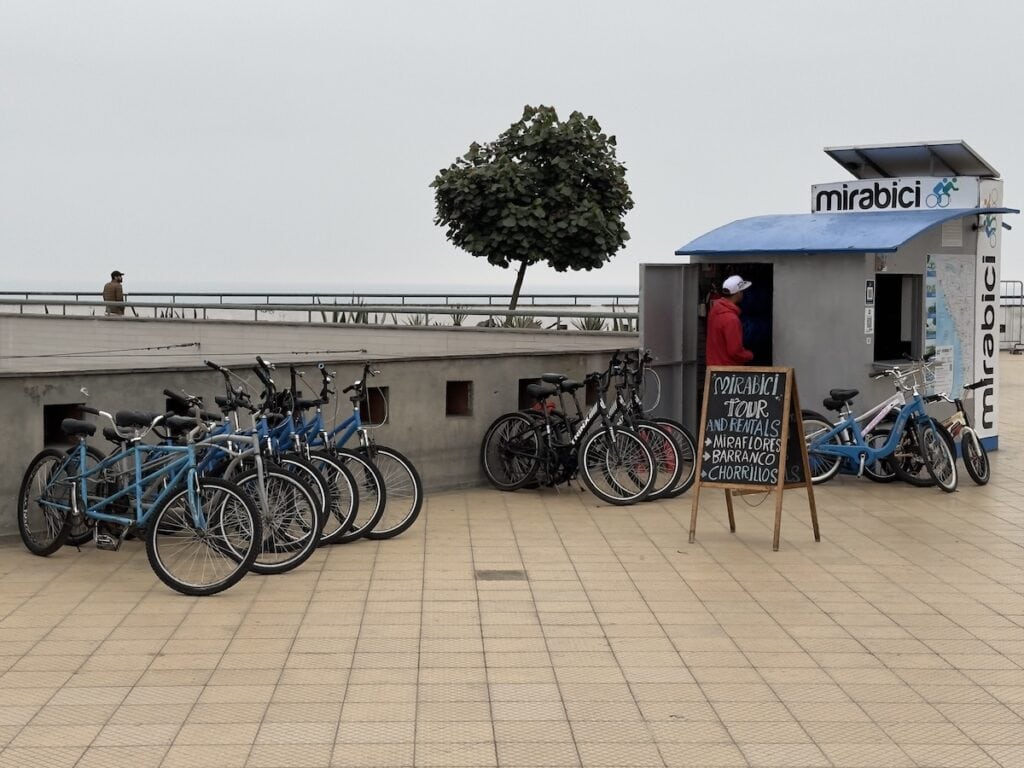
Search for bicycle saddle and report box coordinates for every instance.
[102,426,125,444]
[526,383,558,400]
[541,373,567,384]
[165,415,200,432]
[61,418,97,437]
[829,389,859,402]
[822,398,845,412]
[294,398,324,410]
[559,379,583,393]
[115,410,160,428]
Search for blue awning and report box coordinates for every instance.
[675,207,1018,256]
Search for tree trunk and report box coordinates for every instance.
[509,260,528,311]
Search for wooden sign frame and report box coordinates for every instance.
[689,366,819,551]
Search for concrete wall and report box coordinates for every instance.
[0,347,628,537]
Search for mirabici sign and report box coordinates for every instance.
[812,176,980,213]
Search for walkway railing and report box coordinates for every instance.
[0,296,639,333]
[1003,280,1024,350]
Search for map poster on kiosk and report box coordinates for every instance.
[689,366,819,551]
[924,253,974,397]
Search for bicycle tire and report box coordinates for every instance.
[306,451,360,544]
[863,425,897,483]
[330,448,387,543]
[578,428,656,505]
[648,417,696,495]
[917,419,958,492]
[361,445,424,539]
[632,420,683,501]
[145,476,261,596]
[277,454,332,531]
[233,464,324,574]
[801,410,843,484]
[480,412,541,491]
[961,429,990,486]
[891,419,935,487]
[18,448,73,556]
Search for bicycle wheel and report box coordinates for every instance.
[863,425,897,483]
[361,445,424,540]
[891,419,935,487]
[234,464,324,574]
[801,410,843,484]
[277,454,332,531]
[306,451,360,544]
[962,429,990,485]
[65,445,106,546]
[480,412,541,491]
[578,428,656,505]
[331,448,387,543]
[917,419,958,492]
[633,420,683,501]
[18,448,73,556]
[649,418,696,495]
[145,477,261,596]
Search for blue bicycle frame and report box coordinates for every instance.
[807,388,929,472]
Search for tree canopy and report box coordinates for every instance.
[431,105,633,309]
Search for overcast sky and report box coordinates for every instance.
[2,0,1022,295]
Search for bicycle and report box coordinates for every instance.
[926,379,991,485]
[802,365,958,492]
[480,361,658,505]
[161,372,325,575]
[17,407,262,595]
[304,362,424,541]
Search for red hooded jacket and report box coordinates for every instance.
[706,298,753,366]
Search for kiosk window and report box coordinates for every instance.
[874,274,922,361]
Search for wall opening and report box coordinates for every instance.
[360,387,390,426]
[874,273,922,361]
[446,381,473,416]
[43,403,86,446]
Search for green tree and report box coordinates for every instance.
[431,105,633,310]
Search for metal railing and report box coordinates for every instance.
[0,296,639,333]
[1003,280,1024,350]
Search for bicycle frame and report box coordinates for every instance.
[808,390,927,468]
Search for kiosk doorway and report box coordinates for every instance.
[874,273,923,362]
[696,263,774,422]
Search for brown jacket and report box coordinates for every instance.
[102,280,125,315]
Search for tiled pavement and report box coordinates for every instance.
[1,356,1024,767]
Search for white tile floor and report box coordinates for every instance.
[1,355,1023,767]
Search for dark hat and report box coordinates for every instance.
[111,270,124,278]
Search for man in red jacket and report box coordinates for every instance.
[706,275,754,366]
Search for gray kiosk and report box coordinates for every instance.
[641,141,1017,449]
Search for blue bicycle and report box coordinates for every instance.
[300,362,423,540]
[803,365,958,492]
[17,408,262,595]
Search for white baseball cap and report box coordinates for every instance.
[722,275,752,295]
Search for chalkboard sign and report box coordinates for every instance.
[701,369,788,487]
[689,366,819,551]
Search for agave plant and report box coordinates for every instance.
[502,314,542,329]
[571,316,606,331]
[449,305,469,326]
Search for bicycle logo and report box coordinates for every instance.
[980,188,1000,248]
[926,177,958,208]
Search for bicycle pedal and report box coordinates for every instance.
[95,533,121,551]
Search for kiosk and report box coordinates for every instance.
[641,141,1017,449]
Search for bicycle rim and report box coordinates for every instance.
[332,449,386,542]
[235,466,323,573]
[361,446,424,539]
[634,421,682,501]
[801,411,843,484]
[307,452,360,543]
[918,421,958,492]
[962,430,990,485]
[145,478,260,595]
[18,449,73,555]
[579,429,656,505]
[480,413,541,490]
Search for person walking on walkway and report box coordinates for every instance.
[102,270,125,316]
[706,274,754,366]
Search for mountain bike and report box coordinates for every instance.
[481,363,658,505]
